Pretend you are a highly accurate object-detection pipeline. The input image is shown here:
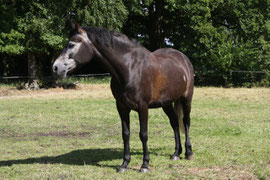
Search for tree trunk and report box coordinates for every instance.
[0,55,4,77]
[146,0,165,51]
[25,53,39,90]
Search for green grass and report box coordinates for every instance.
[0,76,111,88]
[59,76,111,84]
[0,85,269,179]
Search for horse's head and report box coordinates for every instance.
[52,22,94,78]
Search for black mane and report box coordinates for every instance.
[83,26,137,48]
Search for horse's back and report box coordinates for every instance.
[152,48,194,85]
[153,48,193,73]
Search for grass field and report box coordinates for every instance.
[0,83,269,179]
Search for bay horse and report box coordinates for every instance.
[52,22,194,173]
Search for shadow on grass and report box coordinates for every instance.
[0,147,172,171]
[0,148,126,169]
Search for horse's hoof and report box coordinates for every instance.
[185,153,194,160]
[140,168,150,173]
[119,167,128,173]
[171,155,180,161]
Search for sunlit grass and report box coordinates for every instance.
[0,85,269,179]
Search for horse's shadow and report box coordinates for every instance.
[0,148,140,170]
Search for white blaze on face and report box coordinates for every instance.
[81,32,93,45]
[53,31,93,78]
[63,32,92,62]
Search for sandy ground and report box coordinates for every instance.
[0,84,113,99]
[0,84,269,102]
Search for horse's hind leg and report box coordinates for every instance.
[181,97,194,160]
[162,104,182,160]
[116,102,131,172]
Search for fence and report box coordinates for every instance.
[194,70,269,87]
[0,71,269,87]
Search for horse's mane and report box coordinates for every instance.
[83,26,139,48]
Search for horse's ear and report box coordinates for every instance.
[71,21,84,33]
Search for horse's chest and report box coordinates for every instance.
[110,79,139,110]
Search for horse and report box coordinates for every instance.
[52,22,194,173]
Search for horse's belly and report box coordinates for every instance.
[148,78,187,106]
[148,99,175,108]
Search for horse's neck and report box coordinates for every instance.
[94,43,130,84]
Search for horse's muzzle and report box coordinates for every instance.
[52,59,76,78]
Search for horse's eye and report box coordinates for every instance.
[68,43,75,49]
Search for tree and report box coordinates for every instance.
[0,0,127,89]
[1,0,269,87]
[122,0,270,86]
[123,0,174,50]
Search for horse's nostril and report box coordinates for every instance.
[53,66,58,72]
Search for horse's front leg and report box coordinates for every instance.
[116,102,131,172]
[138,102,150,173]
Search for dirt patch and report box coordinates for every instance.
[1,131,92,138]
[187,165,256,180]
[35,131,91,138]
[195,87,270,102]
[0,84,112,99]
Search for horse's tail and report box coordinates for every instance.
[174,100,185,134]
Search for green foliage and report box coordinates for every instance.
[0,0,128,55]
[72,0,128,31]
[0,0,128,82]
[1,1,63,55]
[0,0,269,86]
[175,0,269,73]
[123,0,270,86]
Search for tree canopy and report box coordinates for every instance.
[0,0,269,87]
[0,0,127,55]
[122,0,270,85]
